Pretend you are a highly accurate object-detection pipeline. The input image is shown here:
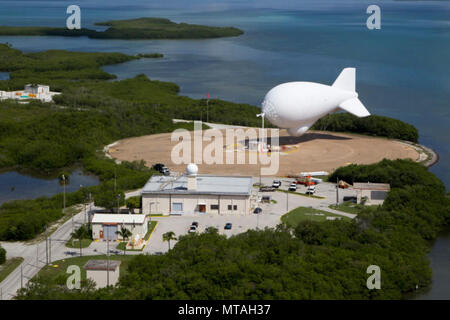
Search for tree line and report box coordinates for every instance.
[312,113,419,142]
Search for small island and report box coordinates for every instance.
[0,17,244,40]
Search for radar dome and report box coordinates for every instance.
[186,163,198,176]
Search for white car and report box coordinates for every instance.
[306,186,316,194]
[272,180,281,188]
[188,225,197,233]
[288,183,297,191]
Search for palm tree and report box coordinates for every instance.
[162,231,177,251]
[116,226,132,255]
[71,227,87,257]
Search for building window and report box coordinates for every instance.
[233,205,237,210]
[172,202,183,212]
[228,205,232,210]
[211,204,219,210]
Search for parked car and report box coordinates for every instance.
[224,222,232,230]
[189,225,197,233]
[253,207,262,214]
[261,195,272,203]
[152,163,165,172]
[162,167,170,176]
[343,196,357,203]
[289,183,297,191]
[191,221,199,227]
[272,180,281,188]
[306,185,316,195]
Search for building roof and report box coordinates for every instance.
[353,182,391,191]
[142,174,253,196]
[91,214,146,224]
[84,260,121,271]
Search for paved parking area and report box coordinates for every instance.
[138,177,358,254]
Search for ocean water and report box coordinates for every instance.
[0,0,448,298]
[0,168,99,205]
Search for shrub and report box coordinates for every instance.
[0,245,6,264]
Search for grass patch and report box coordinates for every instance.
[0,257,24,283]
[65,238,93,249]
[37,255,134,284]
[276,189,326,199]
[116,221,157,251]
[329,202,365,215]
[281,206,350,227]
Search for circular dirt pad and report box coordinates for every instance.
[107,129,419,177]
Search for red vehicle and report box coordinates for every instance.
[296,176,316,186]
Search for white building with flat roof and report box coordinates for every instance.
[142,164,255,215]
[91,214,148,241]
[353,182,391,205]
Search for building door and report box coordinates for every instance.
[198,204,206,213]
[104,225,117,240]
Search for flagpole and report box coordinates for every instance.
[206,92,210,123]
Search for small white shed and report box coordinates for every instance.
[84,260,121,288]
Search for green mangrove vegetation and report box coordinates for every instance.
[0,17,244,40]
[312,113,419,142]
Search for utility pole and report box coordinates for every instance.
[286,189,289,212]
[336,176,339,206]
[49,237,51,264]
[114,167,117,193]
[62,174,66,215]
[45,235,48,265]
[89,193,92,226]
[117,194,120,214]
[257,212,259,229]
[106,238,110,287]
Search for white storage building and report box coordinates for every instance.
[91,214,148,241]
[353,182,391,205]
